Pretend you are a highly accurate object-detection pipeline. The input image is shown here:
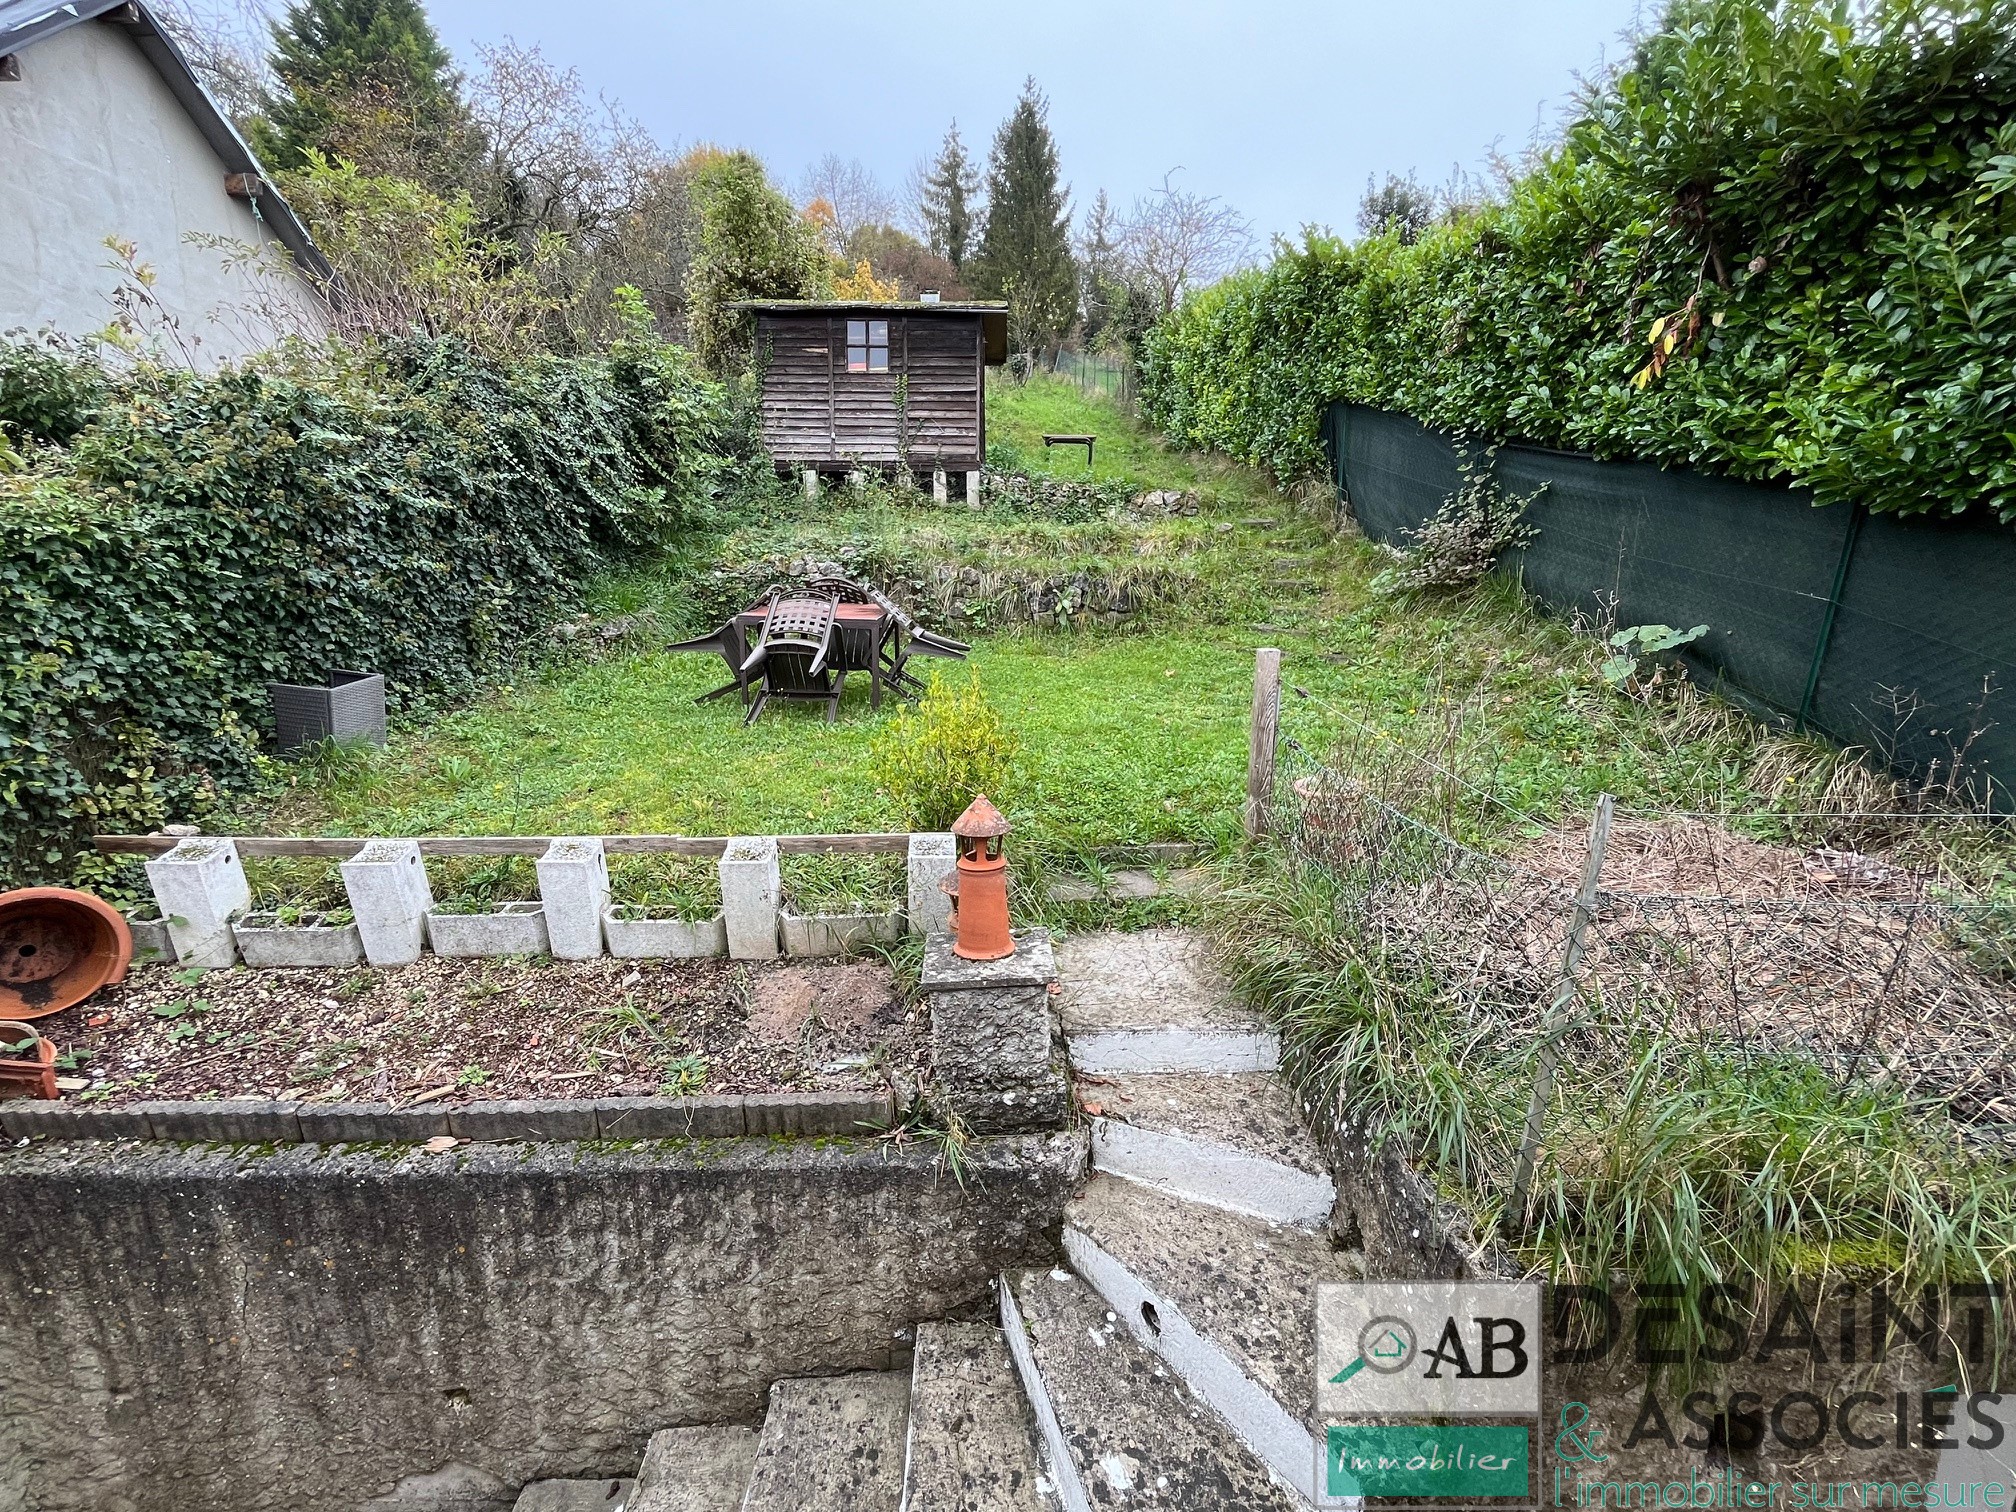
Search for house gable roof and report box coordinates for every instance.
[1,0,332,283]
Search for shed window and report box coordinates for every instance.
[846,319,889,373]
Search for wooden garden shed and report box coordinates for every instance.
[734,299,1008,481]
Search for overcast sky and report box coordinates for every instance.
[423,0,1649,245]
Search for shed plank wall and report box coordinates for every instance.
[756,313,983,467]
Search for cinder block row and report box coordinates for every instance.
[0,1089,897,1145]
[144,834,958,971]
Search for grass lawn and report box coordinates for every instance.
[229,373,1868,863]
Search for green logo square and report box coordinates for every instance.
[1325,1424,1530,1499]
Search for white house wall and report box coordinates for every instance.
[0,20,327,366]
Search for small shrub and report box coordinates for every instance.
[868,670,1018,831]
[1372,453,1544,595]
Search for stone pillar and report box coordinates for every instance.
[923,930,1068,1134]
[145,837,251,970]
[965,469,982,508]
[802,468,818,501]
[537,837,608,960]
[719,836,781,961]
[932,467,948,504]
[907,833,955,937]
[340,839,433,968]
[847,469,865,493]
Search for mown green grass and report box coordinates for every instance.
[232,373,1848,859]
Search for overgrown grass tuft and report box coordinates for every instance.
[1216,850,2016,1370]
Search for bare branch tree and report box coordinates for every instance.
[796,153,894,254]
[1120,172,1254,316]
[466,39,660,249]
[148,0,276,127]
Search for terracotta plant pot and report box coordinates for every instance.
[0,1025,59,1100]
[0,887,134,1020]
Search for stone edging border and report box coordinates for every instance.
[0,1088,897,1145]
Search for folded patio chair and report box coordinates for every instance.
[740,589,844,724]
[664,617,752,705]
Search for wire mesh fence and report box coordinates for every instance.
[1273,726,2016,1128]
[1051,349,1135,410]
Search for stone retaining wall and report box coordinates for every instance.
[0,1132,1087,1512]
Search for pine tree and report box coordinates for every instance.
[256,0,475,185]
[970,79,1076,358]
[918,121,981,269]
[1077,188,1123,348]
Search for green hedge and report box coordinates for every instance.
[0,334,735,888]
[1141,0,2016,522]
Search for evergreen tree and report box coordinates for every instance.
[256,0,475,185]
[1077,188,1123,348]
[918,121,981,269]
[686,151,831,373]
[970,79,1076,358]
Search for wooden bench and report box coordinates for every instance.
[1041,432,1096,467]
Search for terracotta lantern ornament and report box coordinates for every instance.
[944,795,1014,961]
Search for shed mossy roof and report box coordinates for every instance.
[729,300,1008,364]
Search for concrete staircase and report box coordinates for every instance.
[512,1331,1052,1512]
[513,931,1347,1512]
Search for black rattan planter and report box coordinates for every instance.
[268,670,386,754]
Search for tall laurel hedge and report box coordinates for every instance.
[0,333,735,887]
[1141,0,2016,522]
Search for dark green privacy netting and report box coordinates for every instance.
[1325,403,2016,806]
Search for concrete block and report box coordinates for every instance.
[144,837,250,970]
[965,469,982,507]
[743,1089,893,1137]
[426,901,548,959]
[131,1100,303,1143]
[233,913,365,969]
[907,833,955,937]
[340,839,433,967]
[920,929,1054,991]
[296,1102,452,1142]
[511,1478,632,1512]
[602,907,726,959]
[0,1101,153,1141]
[125,912,177,965]
[634,1425,758,1512]
[928,983,1069,1134]
[592,1095,746,1140]
[719,836,781,960]
[932,467,948,504]
[802,467,819,501]
[536,837,608,961]
[448,1099,599,1141]
[778,905,903,958]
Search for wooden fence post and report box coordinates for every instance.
[1244,647,1283,841]
[1507,791,1613,1233]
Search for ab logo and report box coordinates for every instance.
[1318,1282,1542,1416]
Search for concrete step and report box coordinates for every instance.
[1084,1071,1335,1228]
[1055,929,1278,1074]
[1000,1267,1308,1511]
[1060,1175,1364,1505]
[742,1371,911,1512]
[902,1320,1055,1511]
[632,1425,758,1512]
[511,1479,634,1512]
[1043,868,1214,905]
